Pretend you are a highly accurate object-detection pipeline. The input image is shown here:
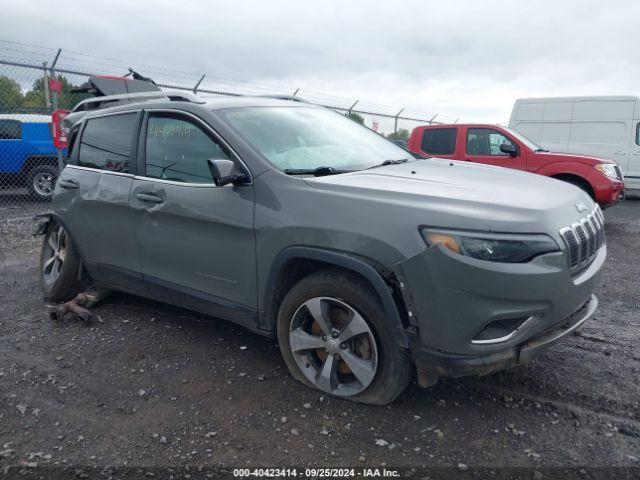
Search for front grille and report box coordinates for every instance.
[559,205,605,269]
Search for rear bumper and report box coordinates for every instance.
[409,294,598,377]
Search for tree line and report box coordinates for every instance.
[347,112,410,141]
[0,75,90,112]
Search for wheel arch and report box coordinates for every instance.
[21,155,59,174]
[536,162,596,200]
[35,212,89,271]
[34,212,69,236]
[550,172,595,199]
[262,246,409,348]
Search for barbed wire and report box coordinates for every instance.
[0,39,460,125]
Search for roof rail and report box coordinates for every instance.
[72,90,205,112]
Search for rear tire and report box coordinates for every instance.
[27,165,58,202]
[40,221,84,302]
[277,268,413,405]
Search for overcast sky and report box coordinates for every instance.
[2,0,639,129]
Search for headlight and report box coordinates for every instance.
[421,229,559,263]
[595,163,619,179]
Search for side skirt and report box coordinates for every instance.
[87,261,266,336]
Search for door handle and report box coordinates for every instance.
[136,192,164,203]
[614,151,627,155]
[59,179,79,189]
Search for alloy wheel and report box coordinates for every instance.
[42,225,67,284]
[33,172,54,197]
[289,296,378,396]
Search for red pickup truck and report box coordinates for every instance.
[407,124,625,207]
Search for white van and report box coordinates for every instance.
[509,96,639,195]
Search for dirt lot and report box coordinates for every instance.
[0,198,639,478]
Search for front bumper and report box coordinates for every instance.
[408,294,597,377]
[595,179,624,208]
[397,241,605,378]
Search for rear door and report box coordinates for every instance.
[54,110,145,293]
[414,126,458,159]
[463,127,526,170]
[129,110,257,326]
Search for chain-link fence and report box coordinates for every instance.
[0,42,461,235]
[0,59,90,219]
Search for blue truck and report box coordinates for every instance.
[0,73,162,202]
[0,114,60,201]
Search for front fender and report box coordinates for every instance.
[263,246,409,348]
[535,161,594,180]
[536,162,623,205]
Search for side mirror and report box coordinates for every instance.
[499,143,518,156]
[207,159,248,186]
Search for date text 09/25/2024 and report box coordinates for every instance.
[232,468,400,478]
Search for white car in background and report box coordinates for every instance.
[509,95,640,196]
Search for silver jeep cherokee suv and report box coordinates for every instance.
[39,93,605,405]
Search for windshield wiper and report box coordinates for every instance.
[382,158,410,165]
[535,148,549,152]
[283,166,351,177]
[284,159,416,176]
[366,158,413,169]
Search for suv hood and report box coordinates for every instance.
[305,158,593,233]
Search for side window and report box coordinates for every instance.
[467,128,515,156]
[66,127,81,163]
[0,120,22,140]
[79,113,137,172]
[636,123,640,146]
[421,128,457,155]
[145,114,231,183]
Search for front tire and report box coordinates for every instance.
[40,222,84,302]
[28,165,58,202]
[277,269,413,405]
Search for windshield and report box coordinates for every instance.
[502,126,545,151]
[220,106,412,172]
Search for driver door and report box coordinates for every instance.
[464,127,526,171]
[129,110,257,326]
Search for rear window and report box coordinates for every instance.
[0,119,22,140]
[421,128,456,155]
[78,113,137,173]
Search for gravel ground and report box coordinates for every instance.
[0,199,639,479]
